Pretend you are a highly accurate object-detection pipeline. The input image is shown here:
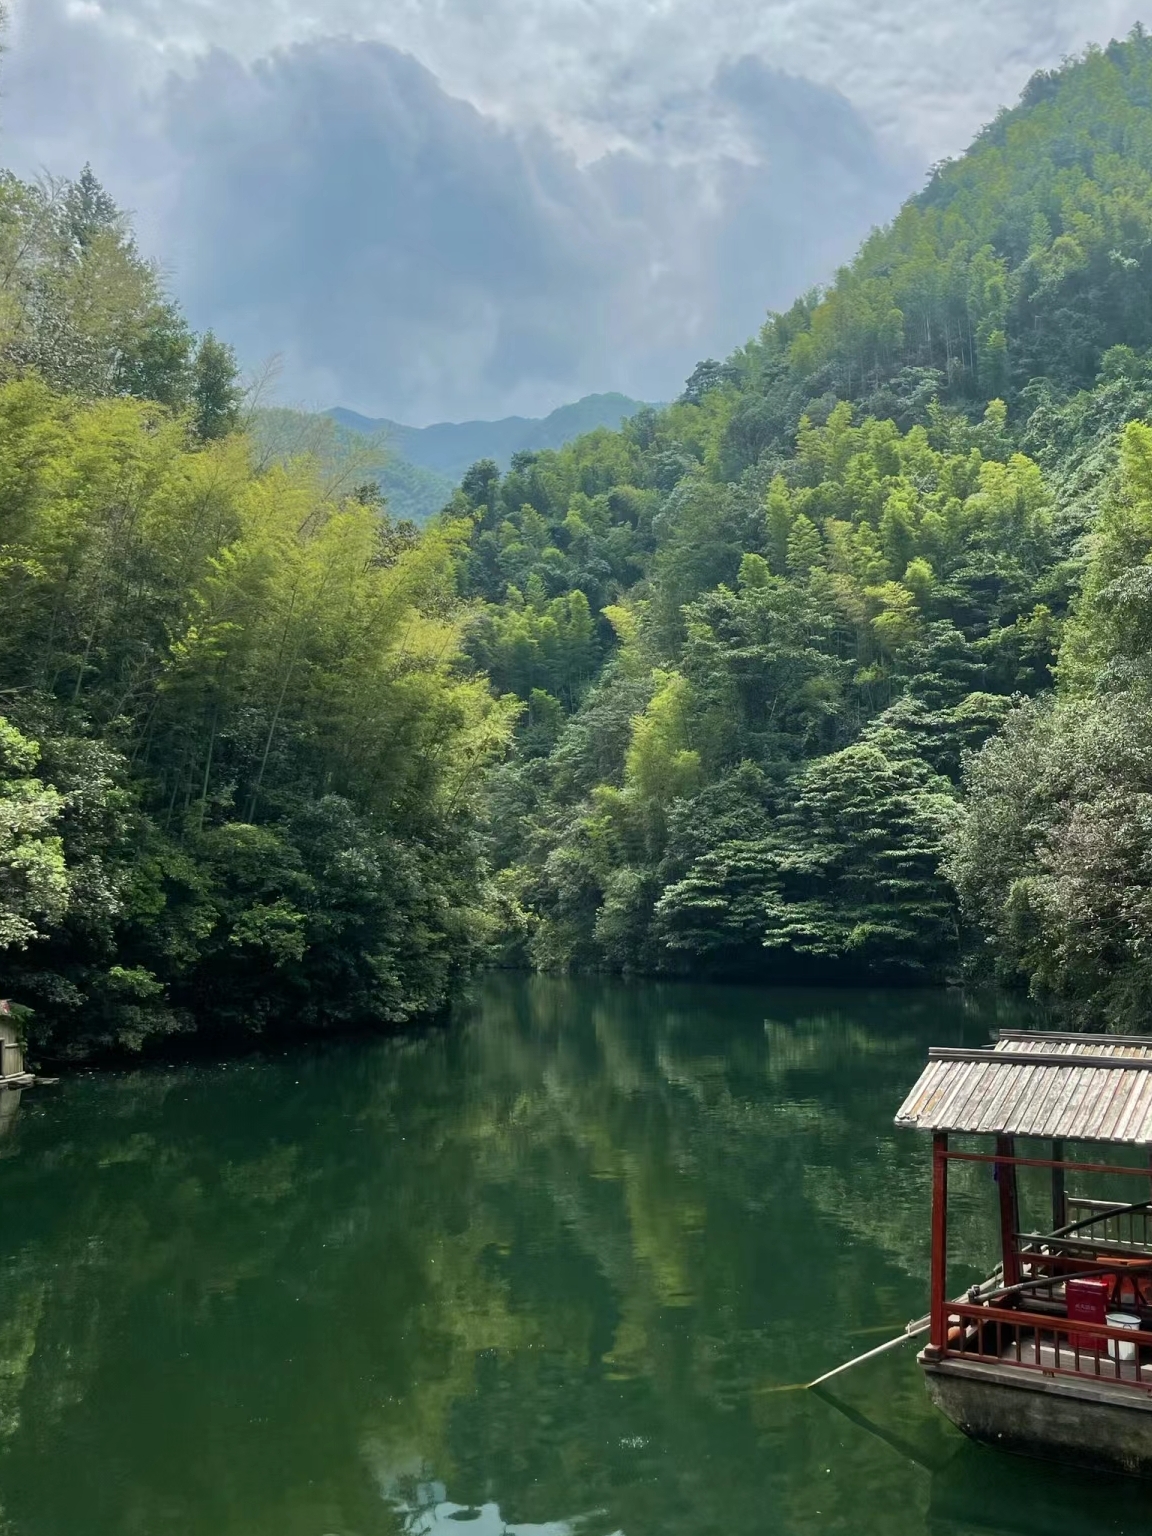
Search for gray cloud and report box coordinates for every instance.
[160,40,642,416]
[10,0,1148,162]
[171,43,906,418]
[1,6,908,418]
[3,0,1150,419]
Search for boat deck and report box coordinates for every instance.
[1003,1333,1152,1384]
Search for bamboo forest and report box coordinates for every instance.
[7,35,1152,1055]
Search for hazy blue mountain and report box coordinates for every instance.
[251,394,652,524]
[329,392,651,484]
[249,407,454,525]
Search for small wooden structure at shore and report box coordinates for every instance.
[0,1015,33,1090]
[896,1030,1152,1478]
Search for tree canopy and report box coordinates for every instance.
[0,168,515,1057]
[456,31,1152,1001]
[12,34,1152,1047]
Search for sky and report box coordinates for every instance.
[3,0,1149,423]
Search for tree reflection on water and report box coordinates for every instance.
[1,977,1138,1536]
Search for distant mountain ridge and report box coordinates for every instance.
[328,392,651,486]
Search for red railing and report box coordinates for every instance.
[1063,1198,1152,1252]
[943,1302,1152,1393]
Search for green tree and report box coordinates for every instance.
[655,740,960,978]
[191,331,242,440]
[0,718,68,951]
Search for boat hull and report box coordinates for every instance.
[922,1355,1152,1479]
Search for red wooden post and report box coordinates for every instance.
[928,1131,949,1356]
[997,1133,1021,1288]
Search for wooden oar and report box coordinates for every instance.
[807,1314,930,1389]
[805,1267,1004,1391]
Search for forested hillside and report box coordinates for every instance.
[8,30,1152,1057]
[0,167,515,1058]
[456,26,1152,1021]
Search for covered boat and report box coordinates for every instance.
[896,1030,1152,1478]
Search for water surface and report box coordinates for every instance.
[0,977,1148,1536]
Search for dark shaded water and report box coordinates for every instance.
[0,977,1149,1536]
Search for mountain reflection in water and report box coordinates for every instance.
[0,976,1143,1536]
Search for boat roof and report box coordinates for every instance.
[894,1030,1152,1144]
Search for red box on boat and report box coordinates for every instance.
[1067,1275,1110,1351]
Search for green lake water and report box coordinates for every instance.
[1,976,1151,1536]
